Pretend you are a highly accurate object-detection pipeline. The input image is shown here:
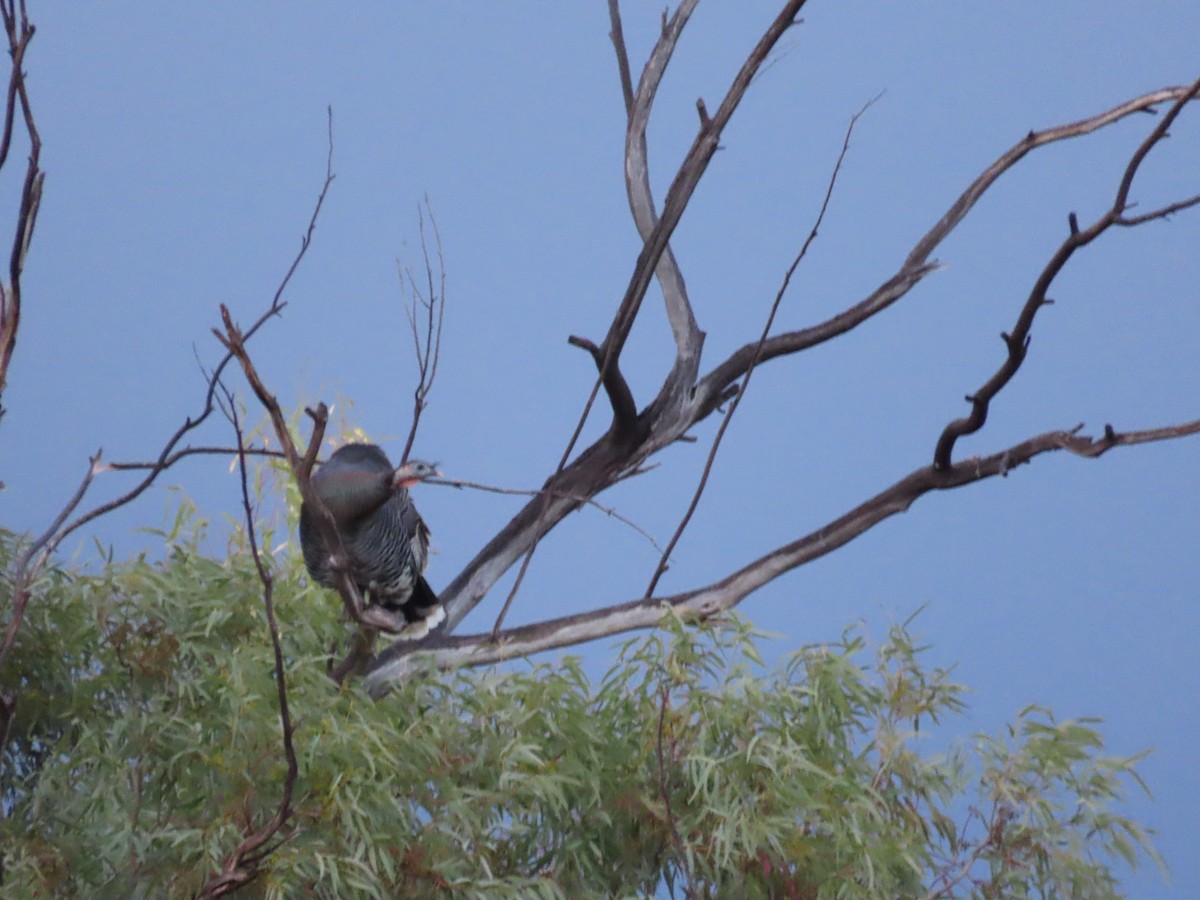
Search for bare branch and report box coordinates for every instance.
[436,476,663,553]
[105,445,285,471]
[696,83,1200,410]
[606,0,635,116]
[475,1,808,640]
[1114,191,1200,225]
[367,416,1200,693]
[567,333,638,425]
[19,107,336,565]
[932,76,1200,470]
[600,0,806,373]
[0,0,42,420]
[611,0,702,366]
[199,397,298,897]
[645,96,873,597]
[399,198,447,464]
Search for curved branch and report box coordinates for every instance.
[933,75,1200,469]
[367,416,1200,694]
[599,0,807,370]
[610,0,702,363]
[696,83,1199,410]
[0,1,42,420]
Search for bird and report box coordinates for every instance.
[299,442,444,640]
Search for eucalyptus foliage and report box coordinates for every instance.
[0,503,1160,898]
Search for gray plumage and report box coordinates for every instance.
[299,443,444,638]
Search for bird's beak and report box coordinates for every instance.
[392,464,442,489]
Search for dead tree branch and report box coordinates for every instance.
[199,397,299,897]
[932,76,1200,470]
[367,416,1200,693]
[0,0,42,422]
[645,95,875,598]
[694,83,1198,412]
[609,0,702,367]
[399,198,446,465]
[400,9,1199,671]
[482,0,808,639]
[105,445,286,471]
[600,0,807,376]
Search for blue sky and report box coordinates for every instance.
[3,3,1198,894]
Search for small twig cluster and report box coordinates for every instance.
[398,198,446,465]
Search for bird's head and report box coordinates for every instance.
[392,459,441,490]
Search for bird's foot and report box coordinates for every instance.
[359,605,408,634]
[360,602,445,641]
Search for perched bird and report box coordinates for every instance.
[299,443,444,640]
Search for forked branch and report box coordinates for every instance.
[403,16,1200,661]
[932,76,1200,470]
[0,0,42,421]
[399,198,447,465]
[479,0,808,637]
[599,0,807,372]
[695,83,1200,411]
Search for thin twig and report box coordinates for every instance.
[106,445,285,471]
[199,392,298,897]
[436,477,663,553]
[607,0,635,116]
[644,95,876,597]
[399,197,447,465]
[16,106,336,566]
[656,684,694,898]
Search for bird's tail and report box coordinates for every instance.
[395,576,445,640]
